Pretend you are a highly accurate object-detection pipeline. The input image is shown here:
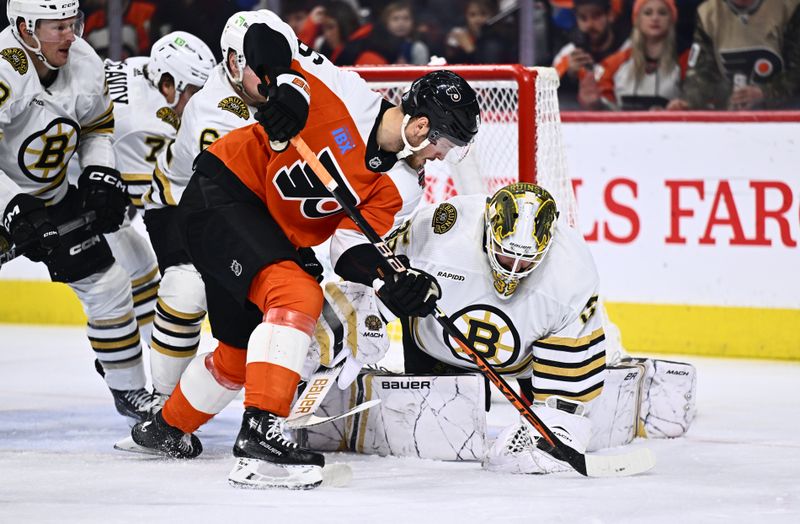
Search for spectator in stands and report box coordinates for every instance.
[83,0,157,58]
[314,1,398,65]
[380,1,431,64]
[552,0,630,108]
[667,0,800,110]
[584,0,687,109]
[283,1,313,38]
[445,0,499,64]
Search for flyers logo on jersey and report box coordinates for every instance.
[272,147,360,219]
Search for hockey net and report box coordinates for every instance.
[352,65,624,361]
[352,65,578,227]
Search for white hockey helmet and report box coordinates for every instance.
[484,182,558,299]
[147,31,216,107]
[220,9,276,86]
[7,0,84,70]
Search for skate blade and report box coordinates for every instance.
[113,436,166,457]
[228,458,350,490]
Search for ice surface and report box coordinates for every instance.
[1,325,798,523]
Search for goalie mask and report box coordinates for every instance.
[147,31,216,108]
[484,183,558,299]
[8,0,83,70]
[399,70,480,163]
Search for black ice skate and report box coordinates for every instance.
[109,387,152,424]
[94,358,152,424]
[228,407,325,490]
[127,410,203,459]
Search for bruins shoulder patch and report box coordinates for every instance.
[156,107,180,131]
[1,48,28,75]
[431,203,457,234]
[218,96,250,120]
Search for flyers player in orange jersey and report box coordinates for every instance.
[128,10,480,489]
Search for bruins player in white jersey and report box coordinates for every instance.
[0,0,149,422]
[140,10,270,408]
[376,182,606,473]
[104,31,214,345]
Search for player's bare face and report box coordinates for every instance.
[175,84,202,116]
[638,0,671,40]
[240,66,268,106]
[30,15,83,68]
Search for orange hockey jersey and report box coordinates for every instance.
[205,46,410,249]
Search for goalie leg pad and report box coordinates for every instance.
[626,357,697,438]
[150,264,206,395]
[71,262,145,391]
[587,363,644,451]
[302,372,487,461]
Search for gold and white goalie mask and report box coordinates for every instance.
[484,183,558,298]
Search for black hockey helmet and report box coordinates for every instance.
[401,70,481,147]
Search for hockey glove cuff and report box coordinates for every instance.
[78,166,128,234]
[3,193,59,261]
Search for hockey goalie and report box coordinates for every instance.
[305,182,697,473]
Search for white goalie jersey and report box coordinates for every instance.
[390,194,607,403]
[0,28,115,212]
[144,63,256,209]
[105,56,179,209]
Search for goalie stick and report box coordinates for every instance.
[0,211,96,267]
[287,363,381,429]
[290,136,655,478]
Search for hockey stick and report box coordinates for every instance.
[290,136,654,477]
[0,211,97,267]
[287,363,381,428]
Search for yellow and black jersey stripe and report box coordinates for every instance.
[80,103,115,136]
[530,327,606,402]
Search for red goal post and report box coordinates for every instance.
[349,65,578,227]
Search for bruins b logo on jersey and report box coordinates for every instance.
[218,96,250,120]
[1,48,28,75]
[18,118,79,184]
[441,304,523,372]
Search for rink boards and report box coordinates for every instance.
[1,113,798,360]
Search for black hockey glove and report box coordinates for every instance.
[3,193,59,261]
[254,68,310,152]
[297,247,324,283]
[376,256,441,318]
[78,166,128,234]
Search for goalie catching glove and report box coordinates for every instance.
[374,256,441,320]
[305,281,390,389]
